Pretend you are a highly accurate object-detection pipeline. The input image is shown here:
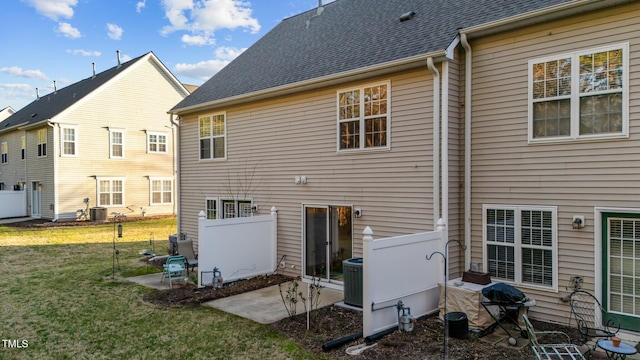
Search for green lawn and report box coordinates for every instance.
[0,218,324,359]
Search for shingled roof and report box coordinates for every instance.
[0,52,150,133]
[171,0,581,113]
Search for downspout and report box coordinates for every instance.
[47,121,59,222]
[441,61,449,232]
[460,33,472,271]
[170,114,180,236]
[426,58,440,228]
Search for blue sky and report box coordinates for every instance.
[0,0,334,111]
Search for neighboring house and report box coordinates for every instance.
[0,107,15,122]
[170,0,639,331]
[0,52,189,220]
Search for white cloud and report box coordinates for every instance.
[56,22,81,38]
[0,83,32,92]
[0,66,48,80]
[22,0,78,20]
[173,46,245,81]
[107,23,124,40]
[215,46,245,60]
[136,0,146,13]
[0,83,34,102]
[119,53,132,63]
[66,49,101,57]
[160,0,260,46]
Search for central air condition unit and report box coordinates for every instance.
[343,257,363,307]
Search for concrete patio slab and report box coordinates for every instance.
[128,272,192,290]
[203,282,343,324]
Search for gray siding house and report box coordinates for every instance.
[0,52,189,221]
[170,0,639,331]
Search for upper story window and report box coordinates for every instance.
[529,43,628,142]
[61,126,77,156]
[21,136,25,160]
[483,204,558,291]
[97,178,124,206]
[199,113,225,160]
[205,198,252,219]
[148,132,167,154]
[1,142,7,164]
[150,178,172,205]
[110,129,124,158]
[37,128,47,157]
[338,82,390,151]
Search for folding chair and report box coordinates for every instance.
[177,239,198,275]
[523,314,586,360]
[569,290,620,357]
[161,255,186,288]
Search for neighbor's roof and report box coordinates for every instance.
[0,52,184,133]
[172,0,586,113]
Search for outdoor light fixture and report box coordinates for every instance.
[572,216,585,229]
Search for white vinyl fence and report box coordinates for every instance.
[362,226,444,337]
[0,190,27,219]
[197,207,278,287]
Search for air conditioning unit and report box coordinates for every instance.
[343,257,363,307]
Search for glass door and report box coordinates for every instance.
[31,181,41,218]
[304,205,353,282]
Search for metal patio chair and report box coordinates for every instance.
[569,290,620,358]
[523,314,586,360]
[161,255,186,288]
[177,239,198,275]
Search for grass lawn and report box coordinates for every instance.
[0,217,325,359]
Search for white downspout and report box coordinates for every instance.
[426,58,440,228]
[170,114,180,236]
[47,121,59,222]
[441,61,449,232]
[461,33,472,271]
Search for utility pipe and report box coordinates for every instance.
[426,58,440,228]
[460,33,472,271]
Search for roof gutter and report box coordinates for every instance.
[18,119,51,131]
[0,121,30,135]
[172,51,448,115]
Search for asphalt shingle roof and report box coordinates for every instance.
[172,0,576,112]
[0,52,149,132]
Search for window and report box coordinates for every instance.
[97,178,124,206]
[1,142,7,164]
[338,82,390,151]
[21,136,25,160]
[529,43,628,142]
[205,198,252,219]
[61,126,77,156]
[110,129,124,158]
[483,205,557,290]
[37,128,47,157]
[148,132,167,153]
[0,183,4,191]
[150,178,172,205]
[199,113,225,159]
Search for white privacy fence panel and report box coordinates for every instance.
[362,227,444,337]
[0,190,27,218]
[197,208,277,287]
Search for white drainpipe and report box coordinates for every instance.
[461,33,472,270]
[426,58,440,228]
[170,114,180,236]
[47,121,59,222]
[441,60,449,232]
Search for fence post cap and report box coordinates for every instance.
[198,210,206,219]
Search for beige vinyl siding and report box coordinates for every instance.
[179,68,437,273]
[53,57,183,219]
[0,129,26,188]
[469,2,640,322]
[26,126,55,218]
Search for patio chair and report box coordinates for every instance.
[161,255,186,288]
[569,289,620,356]
[177,239,198,275]
[523,314,586,360]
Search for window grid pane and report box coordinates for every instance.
[608,218,640,315]
[338,84,388,151]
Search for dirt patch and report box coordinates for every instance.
[5,215,174,228]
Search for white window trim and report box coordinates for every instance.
[1,142,7,164]
[528,42,629,144]
[204,197,252,219]
[96,177,125,207]
[147,131,168,154]
[149,177,173,205]
[205,197,219,219]
[198,112,227,161]
[109,129,124,159]
[60,125,78,157]
[21,136,25,161]
[482,204,558,292]
[336,80,391,153]
[37,128,47,158]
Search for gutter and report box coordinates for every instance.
[426,58,440,228]
[173,51,448,116]
[460,33,472,271]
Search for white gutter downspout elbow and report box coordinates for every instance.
[170,114,181,236]
[461,33,472,271]
[426,58,440,229]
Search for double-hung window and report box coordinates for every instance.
[205,198,252,219]
[150,178,172,205]
[21,136,25,160]
[110,129,124,158]
[97,178,124,206]
[61,126,77,156]
[483,205,557,290]
[1,142,7,164]
[529,43,628,142]
[37,129,47,157]
[338,82,390,151]
[199,113,225,160]
[148,132,167,153]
